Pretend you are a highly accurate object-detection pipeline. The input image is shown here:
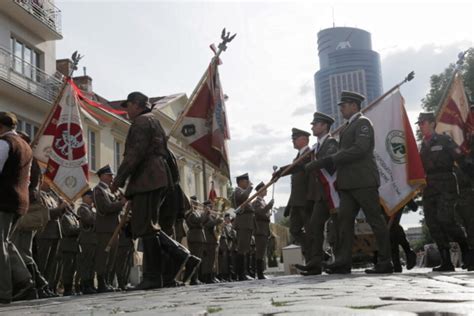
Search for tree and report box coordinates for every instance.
[421,48,474,113]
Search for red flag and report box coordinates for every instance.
[208,180,217,202]
[33,78,89,202]
[177,60,230,177]
[436,73,471,154]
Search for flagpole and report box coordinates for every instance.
[31,51,83,150]
[434,49,471,118]
[235,71,415,214]
[166,28,236,140]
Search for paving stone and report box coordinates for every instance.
[1,268,473,315]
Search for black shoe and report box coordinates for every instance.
[0,298,11,304]
[406,251,416,270]
[433,248,455,272]
[37,288,51,299]
[295,262,320,272]
[324,266,351,274]
[127,278,162,291]
[393,264,402,273]
[97,275,114,293]
[190,279,203,286]
[300,267,322,276]
[182,255,201,283]
[365,262,393,274]
[12,287,38,302]
[45,287,59,297]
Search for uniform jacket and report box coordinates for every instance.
[252,196,271,236]
[203,214,221,245]
[232,186,255,230]
[36,190,63,239]
[420,133,463,197]
[331,113,380,190]
[77,203,97,245]
[93,181,122,233]
[307,135,339,201]
[59,211,81,253]
[283,147,312,207]
[219,223,233,251]
[185,209,206,243]
[113,111,171,197]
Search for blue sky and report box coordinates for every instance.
[57,0,473,227]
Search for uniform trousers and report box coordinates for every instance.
[306,199,331,267]
[201,243,217,275]
[289,205,312,260]
[95,232,117,282]
[115,242,134,287]
[0,212,31,301]
[456,189,474,249]
[36,237,60,288]
[236,228,253,255]
[61,251,77,286]
[335,188,391,267]
[78,243,96,282]
[424,192,467,250]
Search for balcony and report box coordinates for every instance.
[1,0,62,40]
[0,46,63,106]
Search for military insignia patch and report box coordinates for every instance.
[385,130,406,164]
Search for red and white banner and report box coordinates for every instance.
[436,73,472,154]
[33,78,89,202]
[176,60,230,177]
[318,168,339,210]
[365,90,426,216]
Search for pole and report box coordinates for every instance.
[434,49,470,118]
[271,165,277,200]
[166,28,236,140]
[106,202,131,253]
[235,71,415,213]
[202,158,207,201]
[31,51,83,150]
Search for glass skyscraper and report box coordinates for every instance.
[314,27,383,127]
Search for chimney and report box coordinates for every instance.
[73,75,93,93]
[56,59,74,77]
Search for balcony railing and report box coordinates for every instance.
[0,46,63,103]
[14,0,62,35]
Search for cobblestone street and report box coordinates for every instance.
[1,268,473,315]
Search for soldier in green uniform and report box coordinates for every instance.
[59,207,81,296]
[306,91,393,274]
[276,129,312,262]
[232,173,255,281]
[296,112,338,275]
[417,112,472,271]
[217,213,233,281]
[200,200,220,283]
[77,190,97,294]
[251,182,274,279]
[184,198,205,285]
[93,164,125,292]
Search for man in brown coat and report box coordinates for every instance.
[305,91,392,274]
[93,164,125,292]
[111,92,195,290]
[0,112,36,304]
[251,182,274,279]
[296,112,338,275]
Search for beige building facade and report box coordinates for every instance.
[0,0,230,201]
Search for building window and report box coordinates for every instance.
[16,118,39,140]
[114,140,122,172]
[88,129,97,171]
[10,36,41,81]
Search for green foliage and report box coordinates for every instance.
[421,48,474,113]
[207,306,223,313]
[271,298,291,307]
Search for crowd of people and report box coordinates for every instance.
[1,89,473,305]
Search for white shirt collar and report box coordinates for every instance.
[0,130,17,138]
[348,112,362,124]
[298,145,309,155]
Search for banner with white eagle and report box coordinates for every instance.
[33,78,89,202]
